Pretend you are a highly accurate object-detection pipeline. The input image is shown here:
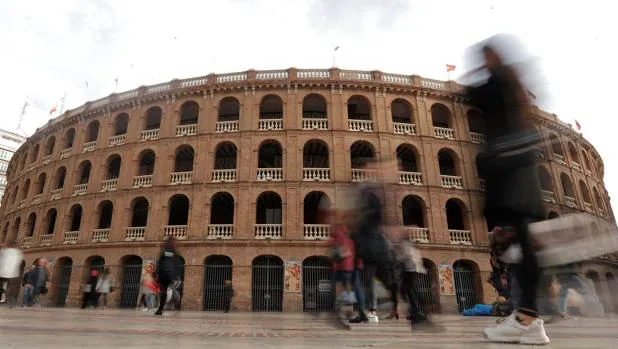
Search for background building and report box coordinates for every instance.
[0,68,616,314]
[0,129,26,205]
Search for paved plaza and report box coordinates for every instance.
[0,307,617,348]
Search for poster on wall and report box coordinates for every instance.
[438,264,455,296]
[284,260,301,293]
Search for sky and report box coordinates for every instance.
[1,0,617,198]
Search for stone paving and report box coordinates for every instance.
[0,307,617,348]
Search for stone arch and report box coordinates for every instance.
[560,173,575,198]
[114,113,130,135]
[302,256,333,312]
[391,98,413,123]
[259,94,283,119]
[453,259,483,312]
[203,255,233,311]
[179,100,199,125]
[144,106,162,130]
[218,97,240,122]
[347,95,371,120]
[438,148,460,177]
[402,195,425,227]
[52,256,73,307]
[431,103,452,128]
[174,145,195,172]
[119,255,143,308]
[396,143,420,173]
[302,93,327,118]
[251,255,284,312]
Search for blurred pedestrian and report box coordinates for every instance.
[81,269,100,309]
[96,267,114,309]
[468,36,549,345]
[138,265,156,311]
[0,240,23,305]
[329,213,357,330]
[30,257,50,307]
[154,237,178,316]
[223,280,234,313]
[21,265,35,307]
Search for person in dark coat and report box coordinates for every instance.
[81,269,100,309]
[154,237,178,316]
[467,37,549,345]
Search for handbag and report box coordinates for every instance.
[39,285,48,295]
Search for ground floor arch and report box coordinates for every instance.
[203,255,233,311]
[119,255,143,309]
[453,260,482,312]
[416,258,441,314]
[301,256,333,312]
[53,257,73,307]
[252,255,284,312]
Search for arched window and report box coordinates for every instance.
[26,213,36,237]
[210,192,234,225]
[137,150,156,176]
[259,95,283,120]
[130,197,149,227]
[78,161,91,184]
[397,144,419,172]
[467,109,485,134]
[431,104,452,129]
[55,167,66,189]
[593,188,604,212]
[258,141,283,168]
[537,166,553,191]
[174,145,195,172]
[391,99,413,124]
[86,121,100,143]
[218,97,240,122]
[168,194,190,226]
[145,107,162,130]
[105,155,122,180]
[438,149,458,176]
[213,142,237,170]
[446,199,466,231]
[21,179,30,201]
[179,101,199,125]
[560,173,575,198]
[35,172,47,195]
[64,129,76,149]
[30,144,40,164]
[347,96,371,120]
[303,140,329,169]
[302,94,327,119]
[402,195,424,227]
[568,142,580,165]
[579,180,591,205]
[45,209,57,235]
[45,136,56,156]
[9,217,20,242]
[550,133,564,157]
[350,141,376,169]
[303,191,329,226]
[114,113,129,135]
[97,201,114,229]
[67,204,83,232]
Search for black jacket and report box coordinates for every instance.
[156,247,178,282]
[351,184,391,265]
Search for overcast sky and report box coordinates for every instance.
[1,0,616,200]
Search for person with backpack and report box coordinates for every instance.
[154,237,178,316]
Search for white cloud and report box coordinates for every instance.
[2,0,617,202]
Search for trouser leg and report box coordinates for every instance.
[156,282,170,313]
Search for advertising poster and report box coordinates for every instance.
[284,260,301,293]
[438,264,455,296]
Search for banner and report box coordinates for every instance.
[438,264,455,296]
[284,260,301,293]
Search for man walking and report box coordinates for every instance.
[154,238,178,316]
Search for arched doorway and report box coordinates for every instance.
[302,256,333,312]
[119,255,143,309]
[53,257,73,307]
[252,255,284,312]
[83,256,105,284]
[203,255,233,311]
[416,259,441,314]
[453,260,481,312]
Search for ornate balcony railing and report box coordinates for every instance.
[133,175,153,188]
[63,231,80,244]
[303,224,329,240]
[541,190,556,203]
[254,224,282,239]
[100,179,118,192]
[256,70,288,80]
[176,124,198,136]
[406,227,430,243]
[301,118,328,130]
[50,188,62,201]
[212,169,236,182]
[449,230,472,245]
[40,234,53,246]
[399,171,422,185]
[42,155,52,165]
[32,194,43,204]
[92,229,110,242]
[553,153,566,165]
[572,162,581,172]
[207,224,233,239]
[170,171,192,185]
[348,119,374,132]
[109,134,125,147]
[297,69,329,79]
[434,127,455,139]
[302,168,330,181]
[73,183,88,196]
[564,196,578,208]
[82,141,96,153]
[352,169,377,182]
[164,225,188,240]
[584,202,594,212]
[125,227,146,241]
[60,148,72,159]
[215,120,239,133]
[22,236,33,248]
[140,129,159,141]
[393,122,416,135]
[258,119,283,130]
[470,132,486,144]
[440,175,464,189]
[256,168,283,181]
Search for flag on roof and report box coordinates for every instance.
[446,64,456,72]
[49,105,57,115]
[575,120,581,131]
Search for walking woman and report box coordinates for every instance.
[468,36,549,344]
[96,267,114,309]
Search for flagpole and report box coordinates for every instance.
[58,93,67,116]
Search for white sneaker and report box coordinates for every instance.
[367,313,379,324]
[483,314,550,345]
[141,307,149,312]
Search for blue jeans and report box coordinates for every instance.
[22,287,33,306]
[352,269,366,314]
[557,274,589,314]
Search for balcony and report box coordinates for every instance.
[302,168,330,181]
[170,171,192,185]
[254,224,282,239]
[125,227,146,241]
[406,227,430,243]
[73,184,88,196]
[176,124,198,136]
[398,171,422,185]
[302,118,328,130]
[50,188,62,200]
[534,147,545,159]
[433,127,455,139]
[352,169,377,182]
[553,153,566,165]
[42,155,52,165]
[100,179,118,192]
[27,163,36,172]
[22,236,33,248]
[584,202,594,212]
[572,162,582,172]
[440,175,464,189]
[63,231,80,244]
[40,234,53,246]
[132,175,153,188]
[212,169,236,182]
[215,120,239,133]
[140,129,159,141]
[564,196,578,208]
[258,119,283,131]
[449,229,472,245]
[470,132,486,144]
[32,194,43,204]
[303,224,329,240]
[92,229,110,242]
[348,120,374,132]
[109,134,125,147]
[207,224,233,239]
[393,122,416,135]
[164,225,188,240]
[82,141,96,153]
[256,168,283,181]
[541,190,556,203]
[60,148,72,159]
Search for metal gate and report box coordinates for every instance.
[415,272,439,314]
[302,257,333,312]
[120,258,143,309]
[174,258,185,309]
[453,262,477,312]
[55,265,73,307]
[203,256,232,311]
[252,255,283,312]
